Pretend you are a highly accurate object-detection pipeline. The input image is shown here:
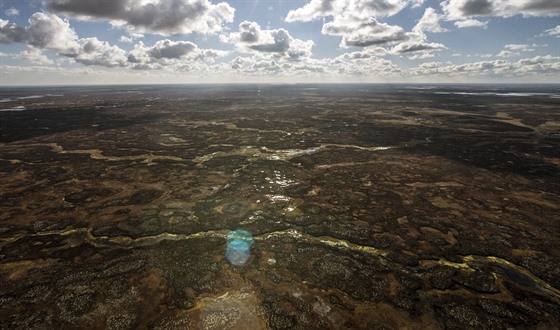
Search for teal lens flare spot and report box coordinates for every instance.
[226,229,254,266]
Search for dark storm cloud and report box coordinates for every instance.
[43,0,235,35]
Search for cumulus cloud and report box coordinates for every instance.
[322,16,407,47]
[44,0,235,35]
[74,37,128,67]
[392,38,447,54]
[408,52,435,60]
[226,50,333,77]
[496,44,537,57]
[332,48,388,63]
[250,29,290,53]
[119,33,144,43]
[149,40,196,59]
[229,48,400,78]
[127,39,228,70]
[413,7,448,34]
[0,19,27,43]
[412,55,559,77]
[1,11,228,70]
[16,46,54,65]
[517,55,560,70]
[285,0,417,22]
[292,63,325,73]
[285,0,443,51]
[335,56,401,76]
[504,44,535,52]
[0,12,127,67]
[230,55,282,74]
[540,25,560,38]
[285,0,412,48]
[391,15,448,57]
[222,21,314,60]
[410,0,426,8]
[327,48,401,76]
[442,0,560,28]
[26,12,81,54]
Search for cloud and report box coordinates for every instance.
[453,18,488,28]
[4,7,20,16]
[221,21,314,60]
[517,54,559,67]
[1,12,127,67]
[496,50,517,57]
[391,27,447,55]
[44,0,235,35]
[504,44,535,51]
[335,56,401,76]
[322,16,407,47]
[284,0,411,48]
[392,39,447,54]
[236,21,260,43]
[148,40,197,59]
[1,11,227,70]
[332,48,388,63]
[250,29,290,53]
[408,52,435,60]
[328,49,401,76]
[16,46,54,65]
[496,44,536,57]
[284,0,340,22]
[292,64,325,73]
[411,0,426,8]
[442,0,560,27]
[285,0,416,23]
[226,51,333,78]
[285,0,443,51]
[230,56,282,74]
[0,19,28,43]
[540,25,560,38]
[413,8,448,34]
[228,48,401,78]
[74,37,128,67]
[26,12,80,54]
[119,33,144,43]
[412,55,559,77]
[127,39,228,70]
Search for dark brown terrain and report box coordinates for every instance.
[1,84,559,329]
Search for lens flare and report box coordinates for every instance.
[226,229,254,266]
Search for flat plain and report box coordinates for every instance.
[1,84,559,329]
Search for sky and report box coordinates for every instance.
[0,0,559,85]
